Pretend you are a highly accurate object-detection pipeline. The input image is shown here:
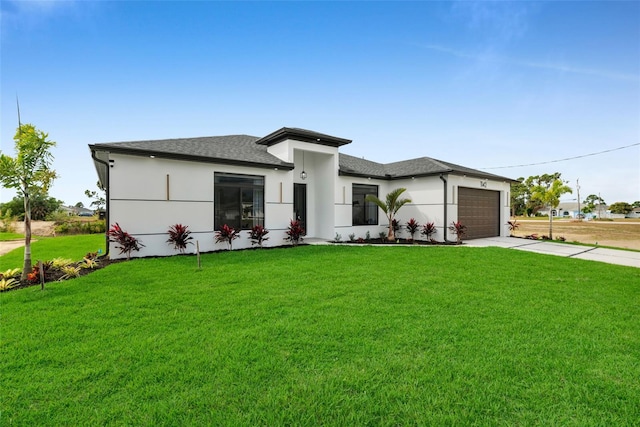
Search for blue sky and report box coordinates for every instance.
[1,1,639,207]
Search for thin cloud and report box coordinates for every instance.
[422,44,639,83]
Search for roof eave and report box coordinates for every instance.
[89,145,295,170]
[256,127,352,147]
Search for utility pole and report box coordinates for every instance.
[576,179,581,220]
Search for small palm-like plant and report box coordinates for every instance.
[405,218,420,241]
[108,223,145,260]
[507,219,519,236]
[0,277,19,291]
[215,224,241,250]
[167,224,194,253]
[421,222,437,241]
[448,221,467,244]
[284,219,305,246]
[366,188,411,241]
[248,225,269,247]
[59,265,81,281]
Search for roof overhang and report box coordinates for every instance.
[88,144,295,171]
[256,127,352,147]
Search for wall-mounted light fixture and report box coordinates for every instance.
[300,152,307,180]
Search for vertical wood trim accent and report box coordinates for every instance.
[343,186,345,204]
[279,182,283,203]
[166,174,170,200]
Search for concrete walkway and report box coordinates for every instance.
[0,240,26,257]
[464,236,640,268]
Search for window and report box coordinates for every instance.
[352,184,378,225]
[214,173,264,230]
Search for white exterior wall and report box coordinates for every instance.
[108,154,296,259]
[333,174,512,242]
[106,145,512,258]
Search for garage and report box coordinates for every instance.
[458,187,501,239]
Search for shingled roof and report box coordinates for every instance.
[90,129,513,181]
[89,135,295,170]
[338,153,514,181]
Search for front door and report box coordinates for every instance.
[294,183,307,232]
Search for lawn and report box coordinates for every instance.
[0,234,105,269]
[0,232,24,241]
[2,244,639,425]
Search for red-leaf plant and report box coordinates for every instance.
[448,220,467,244]
[421,221,437,241]
[107,223,145,260]
[167,224,194,253]
[215,224,241,250]
[507,219,519,236]
[248,225,269,247]
[405,218,420,241]
[284,219,305,246]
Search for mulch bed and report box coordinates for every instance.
[335,238,461,246]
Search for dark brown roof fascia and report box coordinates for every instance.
[89,145,295,170]
[256,127,352,147]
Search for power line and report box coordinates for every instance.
[481,142,640,170]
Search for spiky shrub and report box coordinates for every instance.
[248,225,269,247]
[348,233,356,242]
[80,257,99,269]
[50,257,73,270]
[167,224,194,253]
[507,219,519,236]
[421,222,437,241]
[215,224,241,250]
[448,221,467,244]
[107,223,145,260]
[59,265,81,281]
[405,218,420,241]
[0,277,19,291]
[334,233,342,242]
[1,268,21,279]
[284,219,305,246]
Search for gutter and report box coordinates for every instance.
[91,150,110,258]
[440,173,448,242]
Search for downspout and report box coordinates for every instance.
[91,150,110,258]
[439,173,448,242]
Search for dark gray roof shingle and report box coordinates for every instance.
[89,135,295,169]
[90,130,514,181]
[339,154,513,181]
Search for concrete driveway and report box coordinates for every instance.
[465,237,640,268]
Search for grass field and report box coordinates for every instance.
[0,232,24,242]
[2,244,639,425]
[0,234,105,269]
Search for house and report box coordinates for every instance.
[89,127,515,259]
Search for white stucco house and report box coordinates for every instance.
[90,127,515,259]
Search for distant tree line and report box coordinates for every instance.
[511,174,639,217]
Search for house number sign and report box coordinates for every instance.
[480,180,488,188]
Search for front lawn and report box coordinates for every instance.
[0,232,24,241]
[0,234,105,269]
[2,245,639,425]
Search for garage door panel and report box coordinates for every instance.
[458,187,500,239]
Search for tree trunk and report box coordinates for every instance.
[548,207,553,240]
[21,191,32,281]
[387,215,394,241]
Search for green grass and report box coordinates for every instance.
[2,245,639,425]
[0,232,24,241]
[0,234,105,269]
